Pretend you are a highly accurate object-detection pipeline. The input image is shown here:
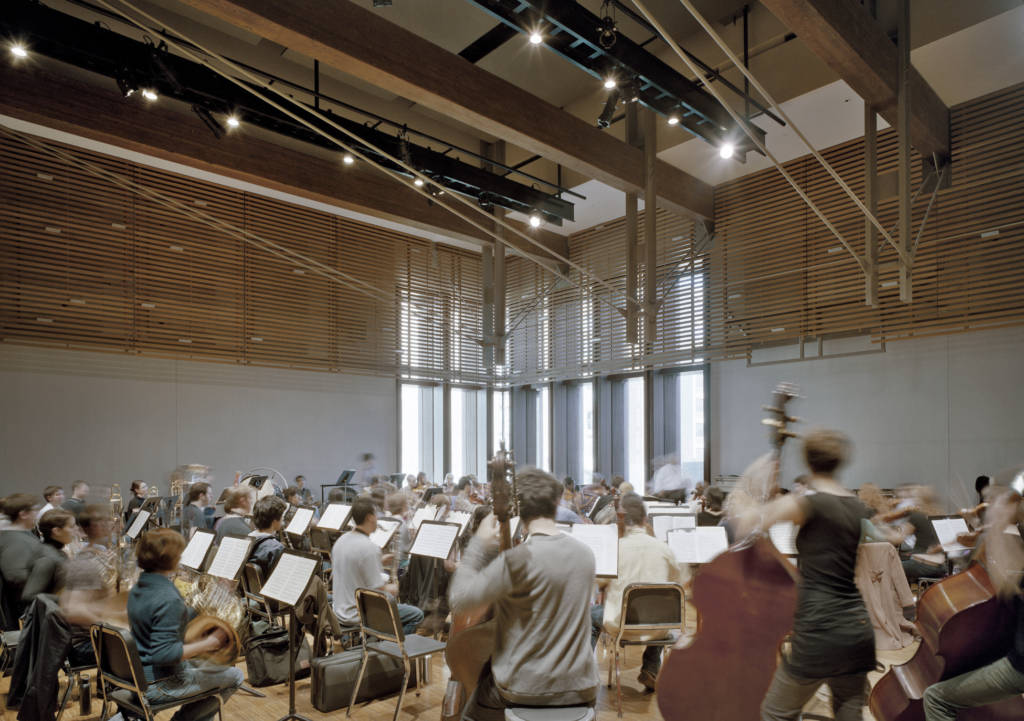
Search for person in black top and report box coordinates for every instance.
[23,509,76,603]
[923,488,1024,720]
[125,480,148,523]
[61,481,88,518]
[697,486,726,527]
[737,429,877,721]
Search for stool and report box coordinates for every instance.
[504,707,595,721]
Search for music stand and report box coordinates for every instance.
[261,550,319,721]
[321,469,357,505]
[125,510,152,541]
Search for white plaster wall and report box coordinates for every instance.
[0,345,396,498]
[710,327,1024,509]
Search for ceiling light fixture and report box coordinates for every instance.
[719,142,735,160]
[10,44,28,59]
[226,115,240,128]
[141,88,158,101]
[603,77,617,90]
[597,89,620,128]
[667,116,679,126]
[529,214,542,228]
[529,31,543,45]
[414,178,424,187]
[342,153,355,165]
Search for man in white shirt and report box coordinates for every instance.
[592,493,683,691]
[40,486,64,517]
[331,497,422,634]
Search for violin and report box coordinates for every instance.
[657,382,802,721]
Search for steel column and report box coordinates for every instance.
[643,107,658,348]
[625,103,640,345]
[897,0,912,303]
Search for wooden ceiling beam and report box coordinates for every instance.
[175,0,715,220]
[761,0,949,160]
[0,63,568,260]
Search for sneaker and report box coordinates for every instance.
[637,668,658,692]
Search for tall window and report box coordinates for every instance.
[451,386,486,480]
[580,381,594,484]
[678,370,705,486]
[625,376,646,492]
[537,385,551,471]
[492,388,511,455]
[400,382,443,482]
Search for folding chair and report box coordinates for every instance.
[240,563,288,627]
[90,624,225,721]
[347,588,445,721]
[606,582,685,718]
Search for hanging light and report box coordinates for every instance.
[529,214,542,228]
[226,115,240,129]
[10,43,28,59]
[719,142,735,160]
[529,31,543,45]
[342,153,355,165]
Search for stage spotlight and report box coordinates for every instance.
[667,116,679,126]
[719,142,735,160]
[414,178,424,187]
[597,89,620,128]
[529,32,543,45]
[226,115,240,128]
[529,214,542,228]
[603,77,617,90]
[10,44,28,59]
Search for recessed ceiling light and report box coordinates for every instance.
[719,142,735,160]
[226,115,240,128]
[529,214,542,228]
[604,78,617,90]
[342,154,355,165]
[141,89,158,101]
[10,44,28,59]
[667,116,679,126]
[414,178,424,187]
[529,32,543,45]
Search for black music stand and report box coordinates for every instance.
[261,550,319,721]
[321,469,357,505]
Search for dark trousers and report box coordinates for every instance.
[760,663,867,721]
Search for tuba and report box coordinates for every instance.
[179,571,247,664]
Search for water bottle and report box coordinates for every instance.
[78,674,91,716]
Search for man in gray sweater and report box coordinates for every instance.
[450,468,599,715]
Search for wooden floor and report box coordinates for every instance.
[3,625,919,721]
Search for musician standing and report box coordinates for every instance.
[449,468,598,714]
[127,529,243,721]
[214,488,252,542]
[591,493,682,691]
[923,488,1024,720]
[737,430,876,721]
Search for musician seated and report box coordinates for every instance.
[894,485,946,583]
[248,496,286,578]
[697,487,726,527]
[386,492,413,575]
[23,509,76,604]
[331,498,423,634]
[128,529,243,721]
[450,467,599,713]
[923,488,1024,720]
[61,505,117,665]
[214,487,253,543]
[591,493,682,691]
[0,493,42,628]
[293,475,314,506]
[183,482,213,536]
[453,476,476,513]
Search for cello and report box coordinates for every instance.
[869,492,1024,721]
[440,447,515,721]
[657,383,802,721]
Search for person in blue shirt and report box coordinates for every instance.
[127,528,243,721]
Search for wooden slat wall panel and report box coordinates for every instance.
[712,83,1024,357]
[0,132,486,381]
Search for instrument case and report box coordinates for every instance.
[310,644,418,712]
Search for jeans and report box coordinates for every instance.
[590,604,663,675]
[923,656,1024,721]
[397,603,424,636]
[761,663,866,721]
[145,662,244,721]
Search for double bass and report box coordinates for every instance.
[657,383,802,721]
[869,493,1024,721]
[441,447,515,721]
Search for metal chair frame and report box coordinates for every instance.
[89,623,224,721]
[605,582,685,718]
[55,659,97,721]
[346,588,445,721]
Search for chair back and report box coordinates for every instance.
[620,583,684,633]
[241,563,264,594]
[91,624,148,694]
[355,588,403,644]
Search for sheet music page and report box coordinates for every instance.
[180,530,214,570]
[286,507,315,536]
[651,514,697,541]
[646,507,695,516]
[260,553,318,606]
[769,522,799,556]
[932,518,969,552]
[126,510,150,539]
[411,506,436,530]
[409,522,460,559]
[668,527,729,564]
[369,518,401,548]
[317,503,352,530]
[571,524,618,577]
[206,536,251,580]
[446,510,472,534]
